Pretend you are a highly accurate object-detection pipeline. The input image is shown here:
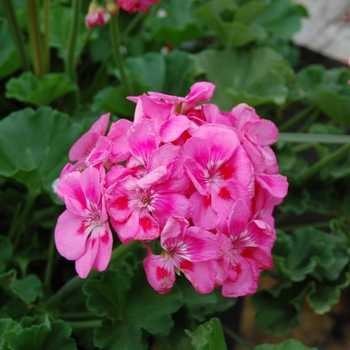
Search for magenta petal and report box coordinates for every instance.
[54,210,89,260]
[143,247,175,294]
[90,113,110,135]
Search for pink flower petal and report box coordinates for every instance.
[54,210,90,260]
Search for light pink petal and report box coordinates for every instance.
[137,94,173,125]
[147,144,181,172]
[92,225,113,272]
[191,124,239,165]
[57,172,87,216]
[86,136,112,167]
[152,193,192,226]
[105,165,135,189]
[182,82,215,113]
[127,120,157,166]
[179,260,218,294]
[90,113,110,135]
[228,199,250,237]
[221,258,260,298]
[243,119,278,146]
[69,132,99,161]
[160,216,189,244]
[180,226,220,261]
[134,211,160,242]
[106,176,137,222]
[75,236,100,278]
[255,173,288,199]
[143,246,175,294]
[137,165,168,189]
[80,166,101,206]
[108,119,133,163]
[241,135,266,173]
[231,103,259,128]
[160,114,191,143]
[202,104,232,126]
[110,209,140,244]
[54,210,89,260]
[189,192,217,230]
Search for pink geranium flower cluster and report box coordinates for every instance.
[54,82,288,298]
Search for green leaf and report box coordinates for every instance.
[278,132,350,144]
[0,18,21,79]
[0,107,83,195]
[5,72,77,106]
[289,65,350,126]
[251,280,308,336]
[144,0,205,45]
[194,0,263,48]
[193,47,293,110]
[0,318,22,348]
[179,277,235,322]
[11,274,43,304]
[272,228,334,282]
[125,52,166,92]
[0,236,13,273]
[235,1,270,25]
[8,317,77,350]
[92,85,137,118]
[0,269,43,304]
[84,268,183,349]
[255,339,317,350]
[254,0,305,36]
[186,317,227,350]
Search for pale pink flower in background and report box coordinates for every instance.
[85,2,110,29]
[116,0,161,13]
[55,166,112,278]
[216,199,275,297]
[143,216,220,294]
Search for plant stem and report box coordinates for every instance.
[121,12,144,40]
[222,324,254,350]
[278,105,315,132]
[3,0,30,71]
[65,0,82,110]
[8,191,37,244]
[65,0,81,81]
[279,220,331,232]
[26,0,44,78]
[60,311,96,319]
[43,0,51,73]
[44,240,138,308]
[44,230,56,286]
[68,320,102,329]
[110,15,131,95]
[298,143,350,182]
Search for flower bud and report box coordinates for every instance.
[106,0,119,16]
[85,1,111,29]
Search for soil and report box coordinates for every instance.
[233,277,350,350]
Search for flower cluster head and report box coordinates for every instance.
[115,0,161,13]
[54,82,288,298]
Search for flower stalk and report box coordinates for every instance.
[110,15,131,95]
[3,0,30,72]
[44,240,138,308]
[26,0,44,78]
